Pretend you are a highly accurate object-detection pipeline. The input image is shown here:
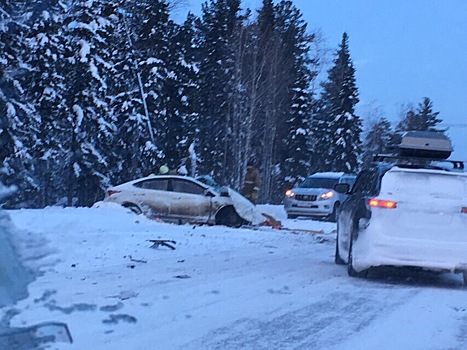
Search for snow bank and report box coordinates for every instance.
[0,212,34,309]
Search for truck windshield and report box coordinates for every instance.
[300,178,339,189]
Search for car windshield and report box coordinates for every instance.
[195,175,222,193]
[300,177,339,189]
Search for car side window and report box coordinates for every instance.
[134,179,168,191]
[171,179,205,195]
[351,171,376,194]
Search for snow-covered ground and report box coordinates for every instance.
[1,204,466,349]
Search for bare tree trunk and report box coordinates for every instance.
[67,129,76,207]
[121,10,155,145]
[243,44,263,191]
[231,24,249,189]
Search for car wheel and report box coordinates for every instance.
[328,202,340,222]
[123,203,142,215]
[287,214,298,219]
[334,234,345,265]
[216,206,244,228]
[347,233,367,278]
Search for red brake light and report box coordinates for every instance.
[368,198,397,209]
[462,207,467,214]
[107,190,121,196]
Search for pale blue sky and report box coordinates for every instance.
[178,0,467,159]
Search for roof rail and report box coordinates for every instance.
[372,154,464,171]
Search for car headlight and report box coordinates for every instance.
[319,191,334,200]
[285,190,295,197]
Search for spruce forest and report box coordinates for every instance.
[0,0,445,207]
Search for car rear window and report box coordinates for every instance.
[300,178,339,189]
[380,170,467,199]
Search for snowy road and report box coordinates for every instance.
[2,205,466,349]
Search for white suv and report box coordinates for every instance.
[335,131,467,284]
[284,172,356,221]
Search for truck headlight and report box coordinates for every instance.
[319,191,334,200]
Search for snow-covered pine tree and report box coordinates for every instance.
[221,7,252,188]
[315,32,362,173]
[130,0,175,173]
[158,11,201,174]
[196,0,244,182]
[250,0,276,202]
[273,0,317,202]
[166,13,201,175]
[128,0,200,175]
[100,1,140,184]
[362,117,393,168]
[0,1,41,207]
[396,97,443,133]
[22,4,74,207]
[106,0,162,182]
[416,97,443,131]
[61,0,117,206]
[394,97,445,145]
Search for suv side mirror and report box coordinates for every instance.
[334,183,350,194]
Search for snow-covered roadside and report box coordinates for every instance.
[0,212,33,308]
[1,205,335,349]
[1,205,466,350]
[0,181,50,310]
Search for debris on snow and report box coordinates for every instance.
[102,314,137,325]
[148,239,176,250]
[126,255,147,264]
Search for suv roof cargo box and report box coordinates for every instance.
[399,131,453,159]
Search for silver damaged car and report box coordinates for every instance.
[104,175,266,227]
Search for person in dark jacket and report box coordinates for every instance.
[241,161,261,204]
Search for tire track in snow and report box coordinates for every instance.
[182,286,418,350]
[453,312,467,350]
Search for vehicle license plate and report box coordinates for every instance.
[297,202,313,207]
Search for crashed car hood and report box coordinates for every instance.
[226,188,266,225]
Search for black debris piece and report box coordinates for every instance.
[174,274,191,279]
[128,255,147,263]
[148,239,176,250]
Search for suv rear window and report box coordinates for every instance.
[380,170,467,200]
[300,178,339,189]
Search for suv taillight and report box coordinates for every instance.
[462,207,467,214]
[368,198,397,209]
[107,190,121,196]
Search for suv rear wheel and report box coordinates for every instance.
[334,237,345,265]
[328,202,340,222]
[347,233,368,278]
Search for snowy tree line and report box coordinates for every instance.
[0,0,445,207]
